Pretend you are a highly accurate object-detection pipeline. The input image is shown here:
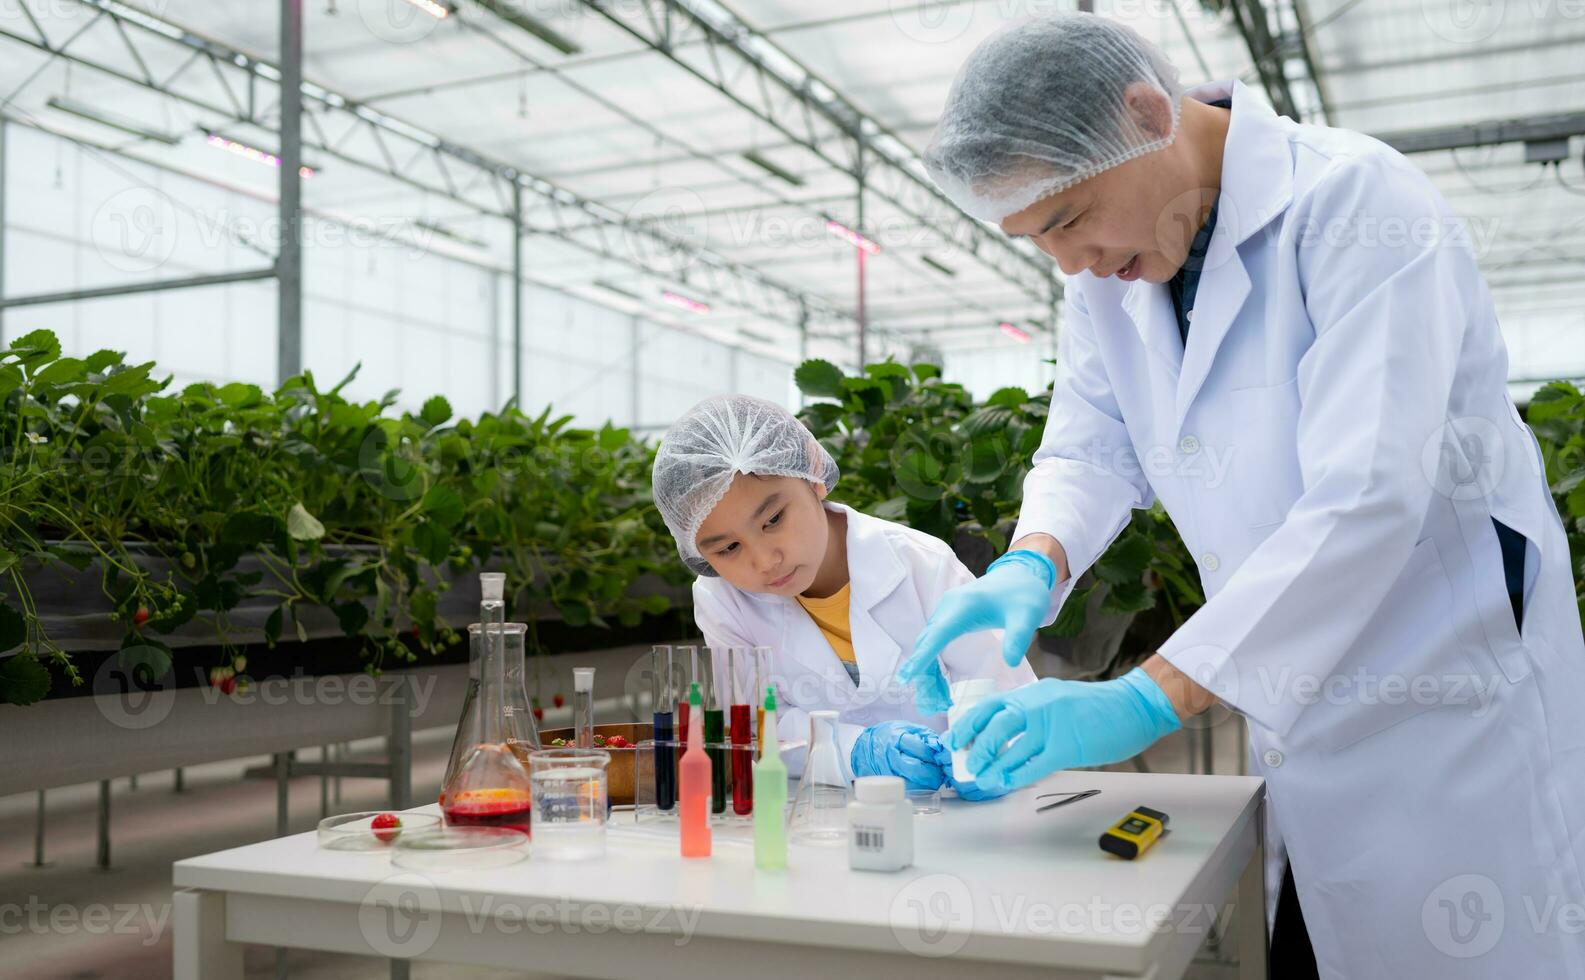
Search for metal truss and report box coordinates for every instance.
[0,0,855,329]
[573,0,1057,306]
[1216,0,1331,123]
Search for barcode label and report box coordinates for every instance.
[854,827,885,851]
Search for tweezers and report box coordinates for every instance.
[1035,789,1101,813]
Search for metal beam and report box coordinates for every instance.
[511,182,523,407]
[1223,0,1299,119]
[0,1,852,332]
[277,0,303,385]
[0,267,278,309]
[1377,112,1585,156]
[0,118,6,346]
[568,0,1056,306]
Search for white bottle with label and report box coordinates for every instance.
[947,678,998,787]
[847,776,913,872]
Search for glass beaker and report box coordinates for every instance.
[528,747,610,860]
[789,710,850,844]
[442,590,533,835]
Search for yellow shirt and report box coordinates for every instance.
[795,583,856,665]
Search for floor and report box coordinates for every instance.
[1,707,1250,979]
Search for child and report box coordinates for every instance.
[653,394,1035,796]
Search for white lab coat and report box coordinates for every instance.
[1018,79,1585,978]
[693,501,1036,777]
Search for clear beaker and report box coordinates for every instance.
[529,747,610,860]
[789,710,850,844]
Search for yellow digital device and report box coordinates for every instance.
[1099,805,1169,860]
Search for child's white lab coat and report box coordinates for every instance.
[693,502,1036,775]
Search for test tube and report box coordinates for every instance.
[701,650,726,815]
[573,667,595,749]
[754,646,772,755]
[728,647,754,816]
[651,645,675,812]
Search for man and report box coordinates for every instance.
[898,14,1585,979]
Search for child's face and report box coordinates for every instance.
[695,474,831,597]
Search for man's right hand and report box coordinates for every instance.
[897,547,1062,714]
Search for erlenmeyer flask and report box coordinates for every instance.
[789,710,850,844]
[439,626,482,807]
[441,577,533,834]
[500,623,541,761]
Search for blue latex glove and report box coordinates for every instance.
[934,742,1010,802]
[947,668,1182,791]
[851,720,947,791]
[897,549,1058,715]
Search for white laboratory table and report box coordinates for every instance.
[174,769,1267,980]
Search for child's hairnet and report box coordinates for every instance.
[923,14,1184,224]
[653,394,840,577]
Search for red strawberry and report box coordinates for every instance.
[552,693,565,708]
[133,606,150,628]
[606,735,630,749]
[219,676,236,695]
[532,706,544,721]
[371,812,401,843]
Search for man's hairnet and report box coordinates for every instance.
[653,394,840,577]
[923,14,1185,224]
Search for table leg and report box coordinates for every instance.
[174,889,243,980]
[1237,802,1269,980]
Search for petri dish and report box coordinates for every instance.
[318,811,441,852]
[391,826,529,871]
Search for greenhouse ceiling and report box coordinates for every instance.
[0,0,1581,378]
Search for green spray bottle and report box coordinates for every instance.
[753,686,788,871]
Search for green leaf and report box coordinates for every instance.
[84,349,122,374]
[869,496,910,521]
[0,654,51,706]
[287,502,326,541]
[1100,579,1156,616]
[896,451,947,501]
[118,636,173,684]
[911,363,941,381]
[412,521,452,566]
[35,357,87,386]
[794,359,845,398]
[221,510,279,550]
[420,395,453,428]
[0,601,26,652]
[335,601,370,637]
[265,607,284,645]
[1044,586,1093,638]
[421,485,465,528]
[986,386,1030,410]
[0,547,17,577]
[1094,532,1154,585]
